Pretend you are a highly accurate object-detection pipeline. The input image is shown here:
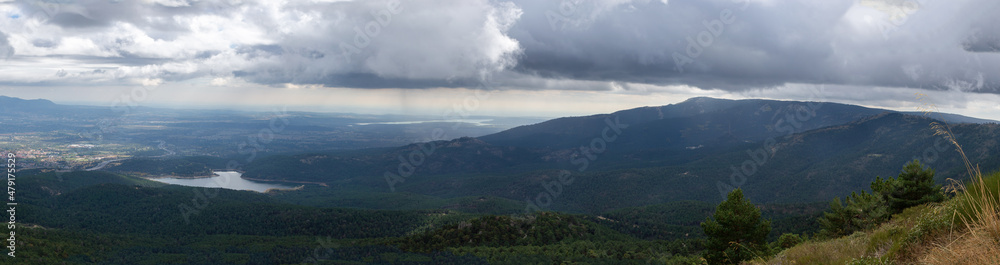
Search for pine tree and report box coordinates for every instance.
[701,188,771,265]
[874,160,945,214]
[818,161,942,238]
[817,197,853,237]
[817,190,889,238]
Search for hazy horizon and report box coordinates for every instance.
[3,92,997,123]
[2,0,999,120]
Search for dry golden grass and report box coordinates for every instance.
[919,228,1000,265]
[958,172,1000,241]
[917,172,1000,265]
[746,232,869,265]
[920,228,1000,265]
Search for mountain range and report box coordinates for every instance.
[6,95,998,210]
[239,97,1000,213]
[6,95,1000,263]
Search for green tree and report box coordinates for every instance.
[818,161,943,238]
[701,188,771,265]
[817,197,853,238]
[817,191,889,238]
[873,160,945,214]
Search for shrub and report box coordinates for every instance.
[773,233,803,250]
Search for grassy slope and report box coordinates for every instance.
[753,171,1000,265]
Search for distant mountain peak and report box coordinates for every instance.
[679,96,730,104]
[0,95,59,111]
[0,95,57,105]
[480,97,894,151]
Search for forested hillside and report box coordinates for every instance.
[244,112,1000,213]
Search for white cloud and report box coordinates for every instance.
[1,0,525,86]
[140,77,163,86]
[0,0,997,121]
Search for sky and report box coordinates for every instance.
[0,0,998,120]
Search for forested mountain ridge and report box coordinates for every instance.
[241,136,549,184]
[242,99,1000,212]
[478,97,891,151]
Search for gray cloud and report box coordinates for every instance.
[31,38,58,48]
[506,0,1000,93]
[2,0,998,96]
[47,12,107,28]
[0,31,14,60]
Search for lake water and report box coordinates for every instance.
[150,171,293,192]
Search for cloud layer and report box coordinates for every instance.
[1,0,524,87]
[0,0,998,95]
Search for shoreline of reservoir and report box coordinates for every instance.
[145,171,297,192]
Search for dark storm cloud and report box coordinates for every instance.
[962,21,1000,53]
[3,0,999,94]
[505,0,1000,93]
[15,0,239,40]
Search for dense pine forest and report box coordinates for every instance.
[8,158,996,264]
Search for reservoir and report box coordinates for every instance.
[150,171,293,192]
